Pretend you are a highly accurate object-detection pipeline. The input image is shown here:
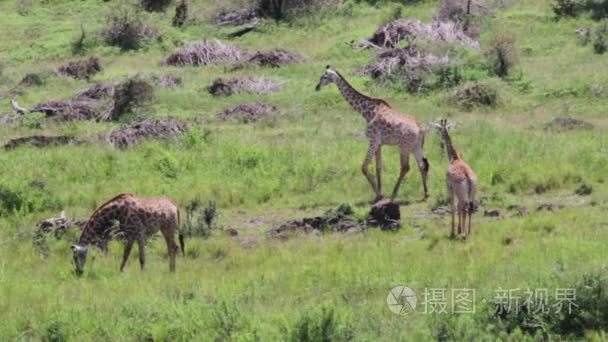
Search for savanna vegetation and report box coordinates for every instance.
[1,0,608,340]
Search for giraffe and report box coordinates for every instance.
[434,119,477,239]
[315,66,429,202]
[71,193,184,274]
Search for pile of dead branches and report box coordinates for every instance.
[207,76,284,96]
[361,45,449,79]
[21,77,153,122]
[164,40,248,66]
[368,19,479,49]
[107,118,188,149]
[30,99,101,121]
[247,48,304,67]
[215,8,259,26]
[217,102,277,122]
[267,204,361,239]
[3,135,80,150]
[57,57,102,80]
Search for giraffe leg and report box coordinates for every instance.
[161,229,178,272]
[137,238,146,271]
[362,140,381,201]
[390,147,410,201]
[120,239,134,272]
[449,188,456,238]
[375,147,383,200]
[468,201,473,237]
[413,147,430,200]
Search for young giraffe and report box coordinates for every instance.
[315,66,429,202]
[434,119,477,239]
[71,193,184,274]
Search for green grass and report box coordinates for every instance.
[1,0,608,340]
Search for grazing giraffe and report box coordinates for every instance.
[71,193,184,274]
[315,66,429,202]
[434,119,477,239]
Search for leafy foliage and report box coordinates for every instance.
[486,32,518,78]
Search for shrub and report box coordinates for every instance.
[107,77,154,121]
[257,0,332,21]
[101,6,158,51]
[183,198,220,239]
[552,0,608,20]
[172,0,188,27]
[486,32,518,78]
[574,183,593,195]
[71,24,87,55]
[593,19,608,54]
[140,0,171,12]
[552,0,582,18]
[287,308,354,342]
[448,81,499,109]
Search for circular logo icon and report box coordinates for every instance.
[387,286,417,315]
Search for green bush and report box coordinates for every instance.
[287,308,354,342]
[486,32,518,78]
[552,0,582,18]
[593,19,608,54]
[183,198,220,239]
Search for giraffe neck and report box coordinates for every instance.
[77,206,122,247]
[334,72,386,121]
[441,130,460,162]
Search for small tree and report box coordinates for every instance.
[552,0,581,18]
[593,19,608,54]
[172,0,188,27]
[141,0,171,12]
[486,32,518,78]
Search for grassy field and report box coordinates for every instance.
[1,0,608,340]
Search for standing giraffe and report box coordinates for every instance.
[434,119,477,239]
[71,193,184,274]
[315,66,429,202]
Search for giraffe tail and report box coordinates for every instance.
[177,209,185,256]
[465,175,475,213]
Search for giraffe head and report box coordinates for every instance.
[71,244,88,274]
[315,65,340,91]
[433,119,454,136]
